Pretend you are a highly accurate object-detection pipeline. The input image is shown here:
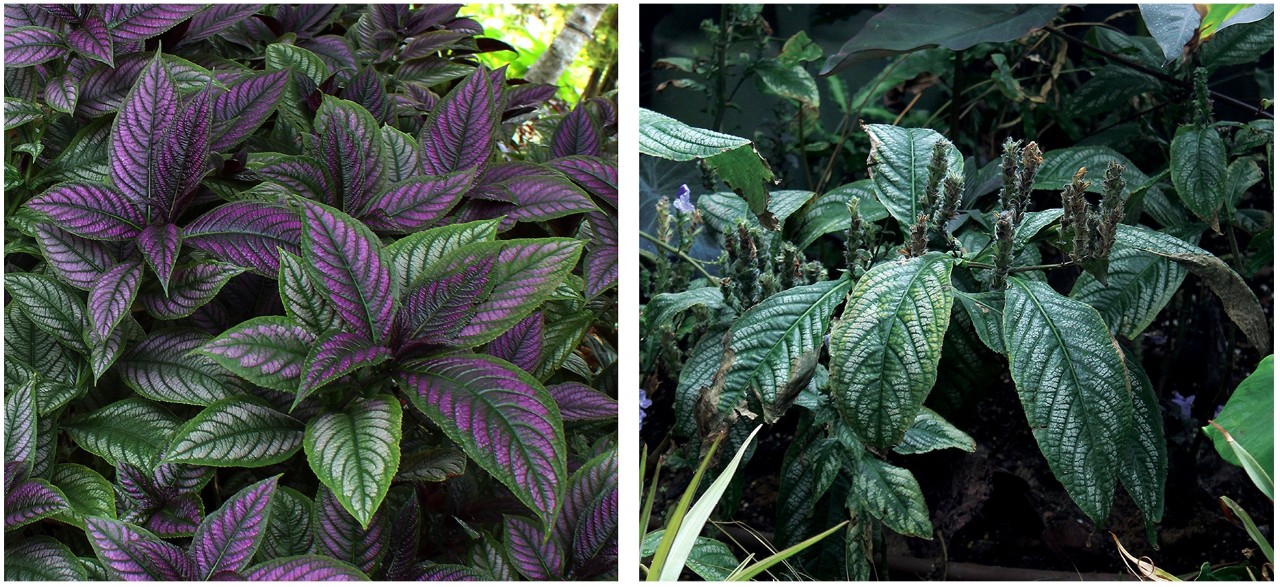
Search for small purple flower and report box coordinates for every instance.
[1172,392,1195,420]
[639,389,653,430]
[673,184,694,214]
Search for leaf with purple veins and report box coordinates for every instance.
[554,449,617,560]
[184,201,302,275]
[4,536,90,581]
[88,261,142,341]
[211,70,287,152]
[190,476,278,579]
[454,239,583,346]
[486,312,543,373]
[547,383,618,422]
[551,104,601,158]
[84,517,192,581]
[243,556,369,581]
[313,96,385,214]
[152,87,212,219]
[138,223,182,296]
[67,14,113,66]
[299,200,398,344]
[32,224,115,289]
[6,478,69,530]
[313,487,388,574]
[549,156,618,207]
[45,74,79,114]
[360,169,474,233]
[397,354,566,528]
[420,65,501,175]
[139,262,245,320]
[110,54,178,208]
[505,516,563,580]
[298,331,391,406]
[584,243,619,299]
[26,182,145,240]
[5,26,67,67]
[499,175,599,224]
[103,5,206,42]
[394,255,492,345]
[178,4,264,46]
[200,316,315,393]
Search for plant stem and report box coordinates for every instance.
[640,231,718,282]
[712,4,731,132]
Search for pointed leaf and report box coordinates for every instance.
[143,494,204,538]
[67,15,114,66]
[554,449,617,561]
[110,55,178,207]
[278,251,342,334]
[211,70,287,151]
[151,87,212,219]
[420,66,500,175]
[495,175,600,224]
[1003,277,1131,524]
[45,74,79,114]
[84,517,192,581]
[166,398,304,467]
[4,272,90,355]
[398,354,567,527]
[396,448,467,482]
[584,243,618,300]
[1118,351,1167,527]
[830,254,955,451]
[863,124,964,229]
[49,463,116,528]
[486,312,542,372]
[119,330,244,406]
[250,154,331,204]
[64,398,181,468]
[6,478,69,530]
[5,380,37,466]
[244,556,369,581]
[313,487,388,574]
[549,156,617,206]
[184,201,302,275]
[382,492,421,580]
[453,239,584,347]
[5,97,44,129]
[139,262,244,320]
[26,182,144,240]
[381,127,423,183]
[312,96,385,213]
[5,304,82,390]
[394,256,492,345]
[1171,126,1228,230]
[552,104,600,158]
[32,224,114,289]
[505,516,563,580]
[384,217,499,289]
[547,383,617,422]
[104,4,204,41]
[1071,226,1193,340]
[894,407,977,455]
[200,316,315,392]
[298,331,391,403]
[191,476,277,579]
[361,170,474,233]
[89,261,142,341]
[304,396,402,528]
[5,26,66,67]
[299,200,397,343]
[138,223,182,295]
[258,487,315,561]
[5,537,89,581]
[851,456,932,538]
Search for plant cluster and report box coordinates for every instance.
[5,4,617,581]
[641,4,1271,580]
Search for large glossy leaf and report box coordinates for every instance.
[451,239,583,347]
[555,449,618,569]
[6,478,70,530]
[313,488,388,575]
[420,65,500,175]
[894,407,977,455]
[850,456,932,538]
[50,463,117,528]
[1118,351,1167,530]
[243,556,369,581]
[26,182,145,240]
[398,354,566,527]
[385,217,500,289]
[110,55,177,208]
[5,537,89,581]
[84,517,192,581]
[200,317,314,393]
[88,261,142,341]
[863,125,963,230]
[1003,277,1132,524]
[552,103,600,158]
[138,223,182,296]
[304,396,401,529]
[64,398,181,468]
[1138,5,1202,63]
[830,254,954,451]
[548,156,617,207]
[486,312,543,373]
[165,398,303,467]
[1170,126,1228,231]
[1071,225,1194,340]
[5,272,90,355]
[790,180,889,249]
[299,200,397,344]
[184,201,302,275]
[119,330,243,406]
[819,5,1062,75]
[191,476,278,579]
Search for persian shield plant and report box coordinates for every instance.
[5,4,617,581]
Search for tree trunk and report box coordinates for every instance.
[524,5,608,86]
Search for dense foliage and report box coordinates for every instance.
[5,4,617,581]
[640,4,1271,580]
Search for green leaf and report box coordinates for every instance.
[1204,355,1273,478]
[166,397,304,467]
[673,329,729,438]
[1201,13,1274,69]
[642,288,725,335]
[1170,126,1228,231]
[64,398,181,468]
[533,307,593,380]
[1070,65,1163,117]
[199,316,314,393]
[790,180,889,250]
[1070,225,1195,340]
[863,125,963,230]
[697,190,813,234]
[5,97,44,130]
[5,304,84,393]
[5,538,88,581]
[1035,146,1149,196]
[850,456,932,538]
[894,407,976,455]
[385,218,500,290]
[4,273,90,355]
[755,61,819,107]
[257,487,316,561]
[646,532,741,581]
[5,379,37,468]
[397,447,467,482]
[265,43,328,84]
[712,277,852,423]
[1117,350,1167,531]
[304,395,402,529]
[775,418,843,549]
[830,254,955,450]
[953,290,1005,354]
[119,330,245,406]
[49,463,116,529]
[1144,249,1271,355]
[277,252,342,335]
[1003,277,1131,524]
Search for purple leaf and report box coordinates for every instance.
[138,223,182,295]
[299,200,397,344]
[5,5,60,28]
[139,262,245,320]
[584,243,618,299]
[183,201,302,275]
[143,494,203,538]
[44,74,79,114]
[397,354,566,527]
[178,4,263,46]
[298,331,391,405]
[84,516,192,580]
[340,66,393,123]
[382,493,421,580]
[26,182,145,240]
[496,175,599,224]
[549,156,617,207]
[110,54,178,208]
[361,169,475,233]
[88,261,142,341]
[300,35,357,80]
[5,26,66,67]
[555,449,617,566]
[398,30,470,60]
[104,5,204,42]
[393,256,493,345]
[469,162,558,203]
[75,53,147,118]
[67,14,113,66]
[420,65,501,175]
[314,487,388,575]
[551,104,600,158]
[252,155,332,205]
[191,476,278,579]
[504,83,558,116]
[211,70,286,152]
[455,239,583,346]
[313,96,385,214]
[547,383,617,422]
[505,516,563,580]
[486,312,542,373]
[571,477,617,567]
[152,87,212,219]
[5,537,90,581]
[200,316,315,393]
[414,563,486,581]
[243,556,369,581]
